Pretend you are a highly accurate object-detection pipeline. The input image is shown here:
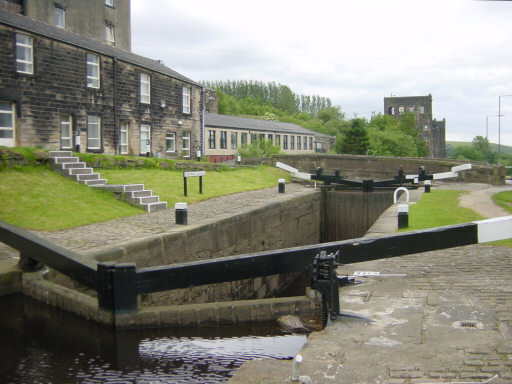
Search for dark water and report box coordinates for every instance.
[0,294,306,384]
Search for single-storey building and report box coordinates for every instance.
[0,8,203,158]
[204,112,334,160]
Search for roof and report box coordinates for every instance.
[0,9,199,86]
[205,113,332,137]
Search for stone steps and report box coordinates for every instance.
[49,151,167,213]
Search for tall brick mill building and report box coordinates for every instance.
[0,1,203,158]
[384,94,446,158]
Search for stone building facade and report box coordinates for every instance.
[384,94,446,158]
[0,9,203,158]
[1,0,131,51]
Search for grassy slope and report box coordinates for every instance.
[0,166,289,231]
[446,141,512,155]
[0,167,143,231]
[99,166,289,207]
[404,190,485,230]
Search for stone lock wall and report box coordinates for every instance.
[89,193,322,307]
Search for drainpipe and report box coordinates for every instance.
[113,57,118,155]
[201,87,205,155]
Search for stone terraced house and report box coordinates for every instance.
[0,3,203,159]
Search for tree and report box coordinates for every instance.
[317,106,344,123]
[335,118,369,155]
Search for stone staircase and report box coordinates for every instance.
[49,151,167,213]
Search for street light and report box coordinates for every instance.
[498,95,512,165]
[487,114,504,163]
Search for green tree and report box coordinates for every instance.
[366,113,427,157]
[335,118,369,155]
[317,106,344,123]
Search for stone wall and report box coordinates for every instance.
[88,192,322,306]
[265,154,505,185]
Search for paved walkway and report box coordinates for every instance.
[231,182,512,384]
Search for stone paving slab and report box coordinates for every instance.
[232,244,512,383]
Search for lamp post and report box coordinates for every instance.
[487,114,503,163]
[498,95,512,165]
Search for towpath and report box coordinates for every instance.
[231,181,512,384]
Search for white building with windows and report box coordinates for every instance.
[204,113,333,160]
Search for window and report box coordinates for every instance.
[120,122,128,154]
[283,135,288,150]
[423,124,429,132]
[60,115,72,149]
[165,132,175,152]
[388,106,395,115]
[268,134,273,144]
[0,101,15,147]
[208,130,216,149]
[297,136,301,150]
[220,131,227,149]
[140,73,150,104]
[241,132,248,146]
[275,135,280,147]
[303,136,307,150]
[398,106,404,115]
[419,106,425,114]
[105,24,115,43]
[230,132,237,150]
[290,135,295,150]
[309,137,313,150]
[182,131,190,157]
[87,115,101,150]
[408,107,414,113]
[250,133,257,143]
[15,34,33,74]
[86,54,100,88]
[105,0,114,6]
[140,124,150,154]
[182,87,191,114]
[259,133,265,141]
[54,6,65,28]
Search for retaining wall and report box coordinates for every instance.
[87,192,322,308]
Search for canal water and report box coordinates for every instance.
[0,294,307,383]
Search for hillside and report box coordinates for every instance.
[446,141,512,156]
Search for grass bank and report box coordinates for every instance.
[0,165,288,231]
[99,166,289,207]
[401,189,512,246]
[403,190,485,231]
[0,167,142,231]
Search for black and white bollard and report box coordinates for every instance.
[424,180,431,193]
[278,178,286,193]
[175,202,188,225]
[397,204,409,229]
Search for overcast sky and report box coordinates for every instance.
[131,0,512,146]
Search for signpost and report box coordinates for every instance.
[183,170,205,196]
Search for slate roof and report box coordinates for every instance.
[205,112,329,137]
[0,9,199,86]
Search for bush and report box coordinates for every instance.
[238,140,281,158]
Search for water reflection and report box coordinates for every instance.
[0,294,306,383]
